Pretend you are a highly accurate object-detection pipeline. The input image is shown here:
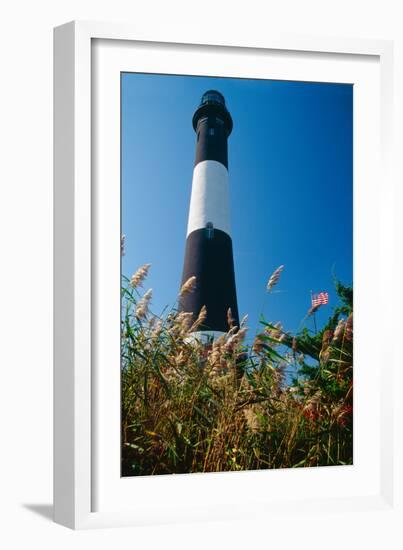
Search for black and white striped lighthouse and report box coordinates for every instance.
[179,90,239,337]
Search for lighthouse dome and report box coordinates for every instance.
[200,90,226,107]
[192,90,233,135]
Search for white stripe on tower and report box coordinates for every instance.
[187,160,231,237]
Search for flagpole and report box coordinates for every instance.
[310,290,318,334]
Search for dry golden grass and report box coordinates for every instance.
[121,267,353,476]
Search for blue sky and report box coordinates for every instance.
[121,73,352,336]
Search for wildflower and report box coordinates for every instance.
[130,263,151,289]
[179,276,196,298]
[135,289,152,320]
[267,265,284,292]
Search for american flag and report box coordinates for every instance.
[311,291,329,308]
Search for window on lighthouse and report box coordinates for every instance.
[208,127,215,136]
[205,222,214,239]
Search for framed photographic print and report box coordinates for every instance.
[54,21,399,531]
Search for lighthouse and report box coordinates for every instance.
[179,90,239,337]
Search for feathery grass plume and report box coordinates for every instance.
[189,305,207,333]
[321,329,333,349]
[147,315,157,330]
[151,318,163,340]
[166,311,194,338]
[319,329,333,364]
[266,264,284,292]
[135,289,152,320]
[121,234,126,256]
[174,351,187,368]
[208,338,228,376]
[208,340,222,366]
[227,307,234,329]
[253,334,265,354]
[216,332,228,347]
[130,263,151,289]
[345,312,353,341]
[226,325,239,338]
[232,329,247,350]
[223,334,237,354]
[303,390,322,422]
[332,318,345,343]
[224,327,248,353]
[240,314,248,328]
[179,275,196,298]
[243,406,260,433]
[265,321,283,340]
[176,311,194,333]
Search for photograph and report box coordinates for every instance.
[120,73,353,477]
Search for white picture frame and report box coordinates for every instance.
[54,20,399,531]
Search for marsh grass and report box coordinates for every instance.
[121,269,353,476]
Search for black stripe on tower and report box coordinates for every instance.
[192,90,233,169]
[180,228,239,333]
